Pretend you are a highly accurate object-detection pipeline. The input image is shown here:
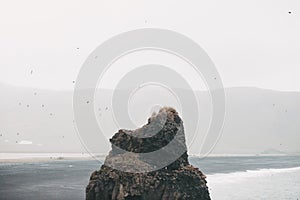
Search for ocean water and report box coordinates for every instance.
[0,156,300,200]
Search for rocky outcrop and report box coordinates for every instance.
[86,107,211,200]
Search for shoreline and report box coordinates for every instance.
[0,153,299,163]
[0,157,95,163]
[0,153,106,163]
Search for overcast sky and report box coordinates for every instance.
[0,0,299,91]
[1,0,300,155]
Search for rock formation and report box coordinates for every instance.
[86,107,211,200]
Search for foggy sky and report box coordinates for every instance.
[0,0,299,91]
[0,0,300,154]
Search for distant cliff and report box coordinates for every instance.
[86,107,210,200]
[1,83,300,154]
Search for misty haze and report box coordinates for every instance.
[1,1,300,200]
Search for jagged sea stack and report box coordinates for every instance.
[86,107,211,200]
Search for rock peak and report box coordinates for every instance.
[86,107,211,200]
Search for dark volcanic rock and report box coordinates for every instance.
[86,107,211,200]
